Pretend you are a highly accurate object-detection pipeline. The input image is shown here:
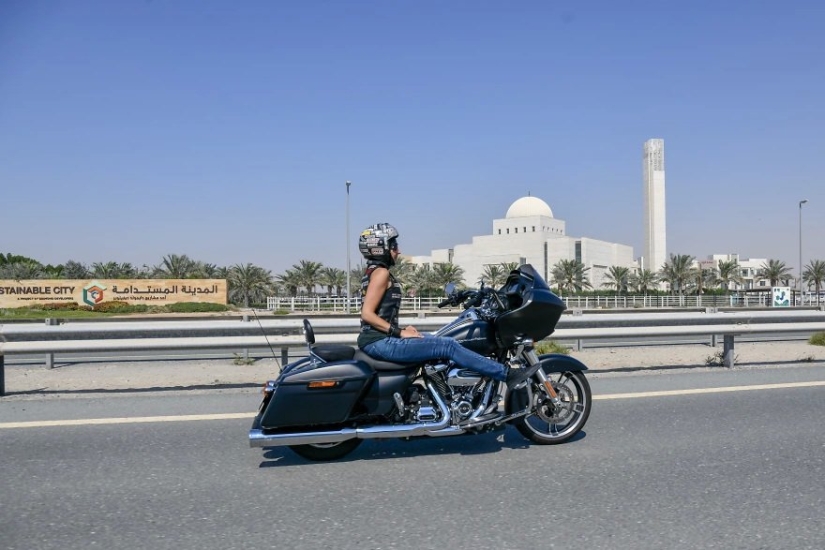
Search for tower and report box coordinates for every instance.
[643,138,667,272]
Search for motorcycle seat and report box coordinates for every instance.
[354,350,416,372]
[311,344,356,362]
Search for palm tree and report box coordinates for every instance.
[193,262,221,278]
[390,257,415,282]
[689,266,719,295]
[0,253,37,267]
[602,266,631,295]
[0,259,43,279]
[91,262,137,278]
[551,259,591,293]
[153,254,197,278]
[227,263,274,307]
[500,261,520,274]
[480,264,507,287]
[42,264,64,279]
[406,264,437,297]
[658,254,695,295]
[717,259,743,294]
[803,259,825,304]
[319,266,346,296]
[348,264,365,298]
[759,259,793,287]
[275,268,301,297]
[62,260,90,279]
[431,262,466,290]
[629,268,658,295]
[292,260,323,295]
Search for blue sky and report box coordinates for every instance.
[2,1,823,277]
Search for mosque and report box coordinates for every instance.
[407,195,637,290]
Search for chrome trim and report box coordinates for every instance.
[248,382,456,448]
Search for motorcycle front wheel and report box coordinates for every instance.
[288,440,363,461]
[509,370,592,444]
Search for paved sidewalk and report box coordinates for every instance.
[3,341,825,398]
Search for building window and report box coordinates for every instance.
[498,229,501,235]
[515,227,518,233]
[532,226,535,232]
[523,227,526,233]
[506,228,509,234]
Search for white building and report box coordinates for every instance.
[643,139,667,272]
[698,254,772,290]
[408,195,637,290]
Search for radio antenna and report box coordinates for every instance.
[251,308,280,370]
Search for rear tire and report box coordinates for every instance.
[510,370,591,445]
[289,439,363,461]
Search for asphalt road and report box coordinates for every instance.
[2,365,825,550]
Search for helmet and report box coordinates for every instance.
[359,223,399,265]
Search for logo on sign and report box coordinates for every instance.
[83,280,107,307]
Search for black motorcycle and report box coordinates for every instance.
[249,264,592,461]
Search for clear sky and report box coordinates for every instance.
[2,1,823,277]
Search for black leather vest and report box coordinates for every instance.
[358,265,402,340]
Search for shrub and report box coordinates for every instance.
[809,332,825,347]
[32,302,89,311]
[165,302,229,313]
[92,301,134,313]
[705,350,738,366]
[534,340,571,355]
[272,309,290,316]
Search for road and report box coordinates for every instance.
[2,365,824,550]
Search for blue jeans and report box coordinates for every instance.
[362,334,507,381]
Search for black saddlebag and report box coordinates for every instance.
[260,361,374,429]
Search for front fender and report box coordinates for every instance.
[537,353,589,372]
[505,353,588,416]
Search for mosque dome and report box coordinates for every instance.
[505,196,553,218]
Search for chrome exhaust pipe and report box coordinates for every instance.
[249,427,357,447]
[248,382,460,448]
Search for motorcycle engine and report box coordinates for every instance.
[423,362,488,422]
[446,367,484,421]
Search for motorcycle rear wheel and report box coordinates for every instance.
[511,370,591,445]
[289,439,363,461]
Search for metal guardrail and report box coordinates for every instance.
[2,311,825,396]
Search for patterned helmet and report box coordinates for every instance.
[359,223,399,263]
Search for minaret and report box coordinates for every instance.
[643,139,667,272]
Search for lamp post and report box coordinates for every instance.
[346,181,352,314]
[799,199,808,303]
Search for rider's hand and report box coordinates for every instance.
[400,326,422,338]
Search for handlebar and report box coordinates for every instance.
[437,287,505,312]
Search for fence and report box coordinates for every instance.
[265,293,825,312]
[3,310,825,396]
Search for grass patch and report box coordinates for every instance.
[809,332,825,347]
[232,353,256,365]
[705,350,738,366]
[534,340,571,355]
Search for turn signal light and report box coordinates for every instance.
[308,380,339,389]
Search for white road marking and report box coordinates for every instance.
[0,412,254,430]
[2,380,824,429]
[594,380,825,400]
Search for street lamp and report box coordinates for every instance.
[799,199,808,302]
[346,181,352,314]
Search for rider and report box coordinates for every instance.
[356,222,540,390]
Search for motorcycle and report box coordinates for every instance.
[248,264,592,461]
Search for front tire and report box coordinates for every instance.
[509,370,592,444]
[288,439,363,461]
